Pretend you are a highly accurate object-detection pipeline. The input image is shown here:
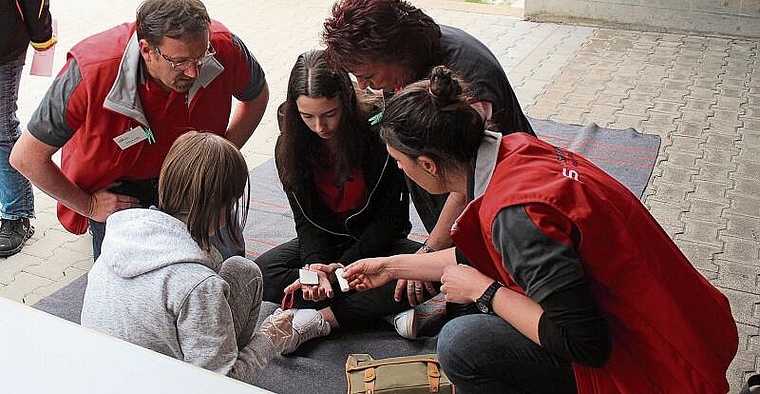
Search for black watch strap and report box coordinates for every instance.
[476,281,502,314]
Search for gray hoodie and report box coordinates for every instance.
[81,208,276,382]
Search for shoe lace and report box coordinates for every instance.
[0,220,14,237]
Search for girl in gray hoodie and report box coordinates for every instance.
[81,131,297,383]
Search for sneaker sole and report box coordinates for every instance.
[408,309,418,339]
[0,226,34,258]
[393,309,418,339]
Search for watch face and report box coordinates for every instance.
[476,300,489,314]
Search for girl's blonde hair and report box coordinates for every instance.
[158,131,250,252]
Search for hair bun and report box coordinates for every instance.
[429,65,462,106]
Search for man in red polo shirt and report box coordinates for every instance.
[11,0,269,259]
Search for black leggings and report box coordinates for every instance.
[256,237,421,329]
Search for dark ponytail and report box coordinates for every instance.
[379,66,484,177]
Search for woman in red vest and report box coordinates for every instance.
[343,66,737,393]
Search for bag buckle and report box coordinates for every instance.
[364,367,376,394]
[428,361,441,392]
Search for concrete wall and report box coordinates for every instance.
[525,0,760,38]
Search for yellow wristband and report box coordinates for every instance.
[30,36,57,51]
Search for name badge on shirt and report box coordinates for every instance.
[113,126,149,150]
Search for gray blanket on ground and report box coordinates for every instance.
[33,118,660,393]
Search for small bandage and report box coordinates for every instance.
[335,268,350,292]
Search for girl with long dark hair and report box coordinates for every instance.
[256,50,421,353]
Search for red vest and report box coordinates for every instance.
[451,134,737,393]
[59,21,242,233]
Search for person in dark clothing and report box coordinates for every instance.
[322,1,535,318]
[0,0,55,257]
[255,50,421,354]
[343,66,737,394]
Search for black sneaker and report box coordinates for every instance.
[0,218,35,257]
[740,374,760,394]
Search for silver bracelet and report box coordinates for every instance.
[421,240,436,253]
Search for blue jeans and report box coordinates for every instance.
[437,314,577,394]
[0,52,35,221]
[89,218,245,261]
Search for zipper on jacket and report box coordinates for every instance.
[343,151,391,240]
[291,192,351,238]
[291,151,392,241]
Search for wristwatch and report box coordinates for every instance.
[475,281,503,314]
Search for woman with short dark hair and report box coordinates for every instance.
[322,1,535,302]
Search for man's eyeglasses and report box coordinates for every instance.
[153,43,216,72]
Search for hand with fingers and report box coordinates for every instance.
[439,264,493,304]
[342,257,393,291]
[259,309,294,352]
[395,240,440,305]
[394,279,438,305]
[87,184,141,222]
[283,263,342,301]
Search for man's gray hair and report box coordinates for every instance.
[136,0,211,46]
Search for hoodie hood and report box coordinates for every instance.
[99,208,223,278]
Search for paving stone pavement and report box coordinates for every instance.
[0,0,757,391]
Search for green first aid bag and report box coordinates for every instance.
[345,353,455,394]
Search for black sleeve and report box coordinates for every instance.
[455,247,471,265]
[492,205,584,302]
[19,0,53,43]
[493,205,611,368]
[286,189,333,265]
[538,284,611,368]
[230,33,265,101]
